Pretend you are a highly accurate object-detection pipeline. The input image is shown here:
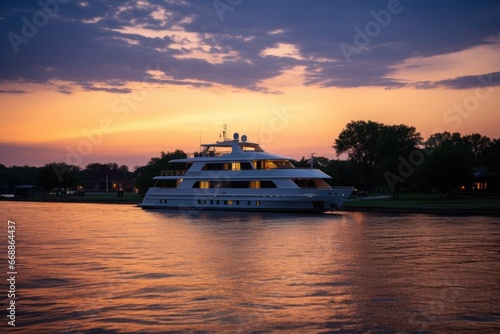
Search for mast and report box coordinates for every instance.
[310,153,315,170]
[222,124,227,141]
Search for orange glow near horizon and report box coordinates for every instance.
[1,78,499,168]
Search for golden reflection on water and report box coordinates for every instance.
[2,202,499,333]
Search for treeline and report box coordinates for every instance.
[0,162,133,194]
[1,120,499,197]
[0,152,187,196]
[328,120,500,197]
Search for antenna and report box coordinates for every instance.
[258,114,261,144]
[310,152,315,170]
[222,124,227,141]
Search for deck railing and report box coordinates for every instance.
[187,152,229,158]
[160,170,187,176]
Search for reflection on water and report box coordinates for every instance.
[1,202,499,333]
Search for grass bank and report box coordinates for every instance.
[2,193,142,205]
[343,193,500,215]
[3,192,499,215]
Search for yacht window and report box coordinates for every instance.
[241,162,253,170]
[249,180,277,188]
[239,143,265,152]
[261,181,277,188]
[202,163,227,170]
[154,179,179,188]
[292,179,330,189]
[193,180,277,188]
[253,160,294,169]
[293,179,317,188]
[228,181,249,188]
[202,162,253,170]
[193,181,210,188]
[249,180,260,188]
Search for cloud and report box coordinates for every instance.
[433,71,500,90]
[0,0,499,92]
[0,142,66,167]
[80,83,132,94]
[0,89,27,94]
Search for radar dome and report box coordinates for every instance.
[241,135,247,142]
[233,132,239,140]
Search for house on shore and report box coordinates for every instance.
[87,165,134,192]
[14,185,40,197]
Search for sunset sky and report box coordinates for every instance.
[1,0,499,169]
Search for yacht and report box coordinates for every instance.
[139,133,353,212]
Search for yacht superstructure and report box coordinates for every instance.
[139,133,353,212]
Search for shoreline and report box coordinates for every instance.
[340,206,500,216]
[1,195,141,205]
[2,195,500,216]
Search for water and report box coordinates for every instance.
[1,202,499,333]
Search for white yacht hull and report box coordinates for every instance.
[138,132,354,213]
[139,187,353,212]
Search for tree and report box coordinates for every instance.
[333,120,422,196]
[134,150,187,196]
[80,163,104,185]
[293,155,329,168]
[423,131,461,150]
[419,132,473,196]
[377,124,422,198]
[0,165,40,193]
[484,139,500,171]
[483,138,500,191]
[106,162,119,170]
[323,159,359,187]
[334,120,384,167]
[37,163,80,193]
[462,133,491,166]
[333,120,385,189]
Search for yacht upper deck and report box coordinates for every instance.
[170,133,292,163]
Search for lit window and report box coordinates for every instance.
[250,181,261,188]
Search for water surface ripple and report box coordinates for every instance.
[1,202,499,333]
